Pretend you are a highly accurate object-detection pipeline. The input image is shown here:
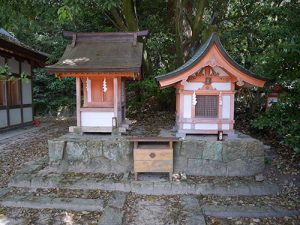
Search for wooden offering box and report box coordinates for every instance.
[129,137,178,181]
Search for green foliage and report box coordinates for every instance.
[127,79,175,114]
[252,93,300,152]
[0,64,12,79]
[0,64,29,82]
[33,68,75,115]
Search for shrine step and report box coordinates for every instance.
[202,204,300,218]
[69,126,126,133]
[9,171,280,196]
[0,194,104,212]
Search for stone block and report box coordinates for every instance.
[187,159,227,176]
[171,182,188,194]
[222,141,247,162]
[247,140,264,157]
[86,140,103,157]
[202,141,223,161]
[246,156,265,175]
[48,139,65,162]
[108,192,127,209]
[180,195,199,211]
[98,207,123,225]
[131,181,154,195]
[173,156,187,172]
[173,142,182,157]
[153,182,172,195]
[226,159,248,176]
[65,141,87,160]
[115,182,131,192]
[182,141,204,158]
[102,140,126,161]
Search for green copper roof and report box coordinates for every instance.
[156,33,267,82]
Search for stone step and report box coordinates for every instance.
[181,195,206,225]
[0,187,10,198]
[98,207,123,225]
[202,204,300,218]
[0,193,104,211]
[9,173,280,196]
[97,192,126,225]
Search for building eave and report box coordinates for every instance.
[156,33,268,87]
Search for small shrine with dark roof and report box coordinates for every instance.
[156,33,267,137]
[47,31,147,133]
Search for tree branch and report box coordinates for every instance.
[191,0,208,44]
[122,0,139,31]
[110,7,127,31]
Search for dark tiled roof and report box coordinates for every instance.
[156,33,267,82]
[0,28,49,60]
[47,31,146,73]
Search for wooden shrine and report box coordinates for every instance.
[47,31,147,133]
[156,33,267,136]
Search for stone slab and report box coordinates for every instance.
[98,207,123,225]
[186,214,206,225]
[202,204,300,218]
[107,192,127,209]
[0,194,104,211]
[9,172,281,196]
[0,187,10,198]
[180,195,206,225]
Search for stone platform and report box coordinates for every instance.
[48,133,264,176]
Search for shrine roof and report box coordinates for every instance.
[47,31,148,73]
[0,28,48,66]
[156,33,267,85]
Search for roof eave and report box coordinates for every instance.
[155,33,268,85]
[46,66,141,74]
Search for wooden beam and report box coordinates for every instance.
[76,77,81,127]
[113,77,118,123]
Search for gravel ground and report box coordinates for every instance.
[0,208,101,225]
[0,119,75,188]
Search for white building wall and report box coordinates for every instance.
[212,82,231,91]
[21,61,31,75]
[81,111,114,127]
[183,123,191,129]
[0,110,8,128]
[7,58,19,74]
[9,108,21,125]
[184,82,204,91]
[195,123,218,130]
[183,95,192,118]
[22,79,32,104]
[222,124,230,130]
[222,96,231,119]
[23,107,33,123]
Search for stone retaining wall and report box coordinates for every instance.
[48,134,132,173]
[173,136,265,176]
[48,134,264,176]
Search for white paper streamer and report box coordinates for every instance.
[86,78,91,102]
[103,78,107,93]
[192,91,197,106]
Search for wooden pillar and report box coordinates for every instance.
[113,77,118,125]
[4,57,10,128]
[19,61,24,124]
[76,77,81,127]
